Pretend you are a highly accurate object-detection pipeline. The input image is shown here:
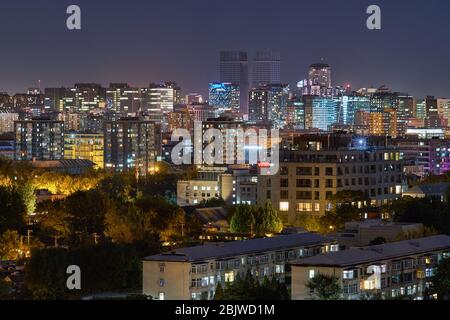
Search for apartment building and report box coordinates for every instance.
[143,232,337,300]
[291,235,450,300]
[177,167,257,206]
[258,146,404,225]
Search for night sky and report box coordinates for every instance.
[1,0,449,98]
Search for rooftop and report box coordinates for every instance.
[404,183,450,196]
[144,233,334,263]
[292,235,450,267]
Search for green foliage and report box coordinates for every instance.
[254,202,283,236]
[306,273,342,300]
[0,186,26,234]
[0,230,21,260]
[229,205,256,233]
[432,257,450,300]
[214,271,289,300]
[18,181,36,215]
[229,203,283,236]
[24,243,142,299]
[64,190,112,244]
[391,197,450,235]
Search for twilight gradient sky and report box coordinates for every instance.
[0,0,449,98]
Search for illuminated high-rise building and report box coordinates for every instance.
[104,117,162,175]
[220,51,249,115]
[308,63,331,88]
[252,50,281,87]
[208,82,240,114]
[303,96,339,131]
[14,118,64,160]
[414,99,427,119]
[146,82,180,114]
[74,83,106,112]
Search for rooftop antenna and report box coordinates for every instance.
[38,80,41,92]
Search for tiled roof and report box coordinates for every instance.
[292,235,450,267]
[144,233,335,263]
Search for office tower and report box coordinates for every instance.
[146,82,180,114]
[0,112,19,133]
[369,90,398,113]
[340,95,371,125]
[302,96,340,131]
[414,99,427,119]
[397,95,414,136]
[14,118,65,160]
[64,132,104,169]
[104,117,162,175]
[220,51,249,115]
[308,63,331,88]
[208,82,240,114]
[437,98,450,122]
[285,98,305,129]
[248,87,269,122]
[167,107,194,133]
[369,109,398,137]
[248,84,289,125]
[106,83,141,115]
[252,50,281,87]
[185,93,203,105]
[190,103,217,122]
[426,96,438,116]
[74,83,106,112]
[45,88,65,112]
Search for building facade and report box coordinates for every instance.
[64,132,104,169]
[291,235,450,300]
[104,117,162,175]
[14,118,64,160]
[143,232,338,300]
[258,146,404,225]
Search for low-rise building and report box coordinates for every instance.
[291,235,450,300]
[143,232,337,300]
[403,182,450,201]
[335,219,424,248]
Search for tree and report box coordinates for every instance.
[64,189,112,244]
[432,257,450,300]
[0,186,26,234]
[229,205,256,234]
[214,282,224,300]
[254,202,283,236]
[18,181,36,215]
[36,200,70,246]
[0,230,21,260]
[306,274,342,300]
[24,243,143,299]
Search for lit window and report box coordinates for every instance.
[309,270,315,279]
[279,202,289,211]
[224,272,234,283]
[159,292,165,300]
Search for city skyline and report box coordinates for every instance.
[1,0,450,98]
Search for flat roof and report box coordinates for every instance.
[292,235,450,268]
[144,233,334,263]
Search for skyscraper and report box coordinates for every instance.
[220,51,249,116]
[308,63,331,88]
[252,50,281,87]
[208,82,240,114]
